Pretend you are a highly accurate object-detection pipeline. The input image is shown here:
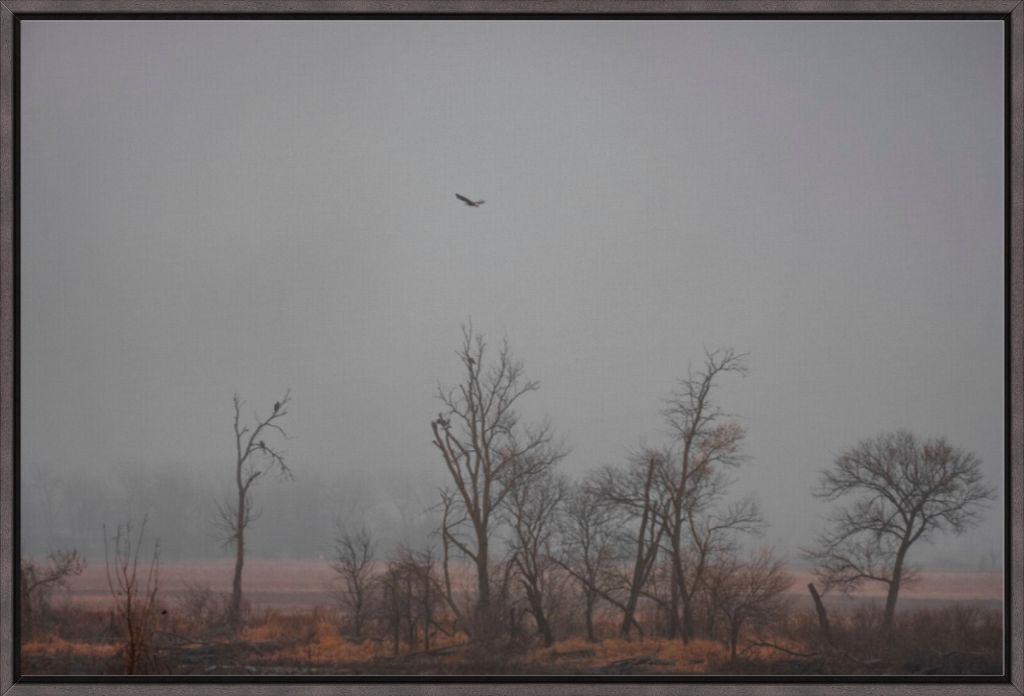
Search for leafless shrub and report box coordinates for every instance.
[175,581,228,636]
[709,548,792,660]
[19,548,86,637]
[331,524,378,642]
[103,517,161,674]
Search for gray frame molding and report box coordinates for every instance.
[0,1,1020,694]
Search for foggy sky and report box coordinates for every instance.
[19,19,1005,566]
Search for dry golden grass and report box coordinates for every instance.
[21,602,1003,676]
[529,636,729,672]
[253,623,389,667]
[21,561,1004,676]
[23,634,117,660]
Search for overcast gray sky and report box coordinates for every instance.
[19,19,1005,565]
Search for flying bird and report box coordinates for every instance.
[455,193,485,207]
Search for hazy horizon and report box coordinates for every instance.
[19,19,1005,570]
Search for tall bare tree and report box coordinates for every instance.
[593,449,670,639]
[504,464,567,647]
[658,348,748,642]
[216,390,293,626]
[430,325,560,631]
[805,430,994,632]
[685,491,763,638]
[557,478,620,642]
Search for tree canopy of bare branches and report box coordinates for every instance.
[103,517,161,675]
[708,548,792,660]
[503,465,568,646]
[657,348,750,642]
[591,448,669,639]
[804,430,994,631]
[430,325,564,633]
[217,390,293,627]
[19,548,86,636]
[331,524,377,642]
[556,478,621,642]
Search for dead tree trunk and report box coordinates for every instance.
[219,391,293,628]
[807,582,832,646]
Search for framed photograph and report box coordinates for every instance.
[1,1,1021,694]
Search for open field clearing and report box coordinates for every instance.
[22,559,1003,677]
[57,560,1003,610]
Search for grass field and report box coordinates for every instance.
[23,560,1004,676]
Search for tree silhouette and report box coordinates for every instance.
[805,430,994,632]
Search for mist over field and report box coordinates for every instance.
[16,18,1006,677]
[20,19,1004,570]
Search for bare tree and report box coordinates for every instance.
[593,449,669,639]
[380,561,407,657]
[407,546,444,652]
[557,479,620,642]
[215,390,293,627]
[430,325,561,632]
[103,517,161,675]
[504,463,567,647]
[710,548,791,660]
[331,524,377,642]
[677,477,764,640]
[19,548,86,636]
[804,430,994,632]
[658,348,748,642]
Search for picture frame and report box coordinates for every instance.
[1,1,1020,694]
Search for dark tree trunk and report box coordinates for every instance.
[680,593,694,644]
[619,591,640,639]
[883,576,900,633]
[668,535,682,639]
[390,583,401,657]
[229,489,246,626]
[526,587,554,647]
[705,592,718,639]
[405,574,416,646]
[422,573,432,651]
[476,532,490,611]
[883,539,912,633]
[808,582,832,645]
[584,592,596,642]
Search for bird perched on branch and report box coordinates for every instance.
[455,193,485,207]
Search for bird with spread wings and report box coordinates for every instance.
[455,193,485,207]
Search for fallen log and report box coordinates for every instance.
[599,655,673,674]
[747,641,819,659]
